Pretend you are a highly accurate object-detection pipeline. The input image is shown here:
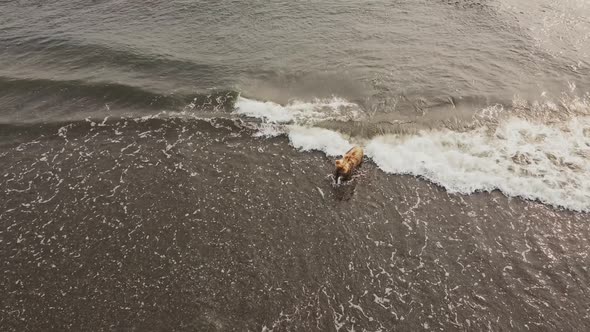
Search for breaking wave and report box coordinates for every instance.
[234,92,590,212]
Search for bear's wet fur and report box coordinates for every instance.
[334,146,364,182]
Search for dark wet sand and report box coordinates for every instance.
[2,119,589,331]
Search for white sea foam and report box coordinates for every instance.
[288,126,352,156]
[252,123,284,138]
[365,116,590,212]
[234,96,360,124]
[233,94,590,212]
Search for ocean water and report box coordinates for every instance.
[1,0,590,330]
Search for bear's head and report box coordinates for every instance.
[335,159,350,176]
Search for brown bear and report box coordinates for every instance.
[334,146,364,182]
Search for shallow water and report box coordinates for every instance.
[1,0,590,330]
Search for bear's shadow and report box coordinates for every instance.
[333,182,357,201]
[330,176,359,201]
